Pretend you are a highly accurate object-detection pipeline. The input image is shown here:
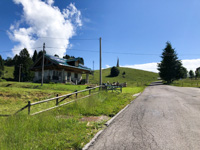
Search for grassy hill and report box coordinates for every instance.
[88,67,158,86]
[2,66,14,79]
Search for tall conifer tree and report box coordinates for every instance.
[158,42,183,83]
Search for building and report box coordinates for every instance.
[30,54,92,84]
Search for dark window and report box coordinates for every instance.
[75,73,78,78]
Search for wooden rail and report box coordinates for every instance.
[12,86,102,116]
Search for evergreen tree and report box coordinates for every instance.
[189,70,194,79]
[116,58,119,67]
[32,50,38,63]
[14,48,34,81]
[0,55,4,77]
[37,50,46,59]
[158,42,183,83]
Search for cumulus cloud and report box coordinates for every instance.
[105,65,111,68]
[122,59,200,73]
[8,0,82,56]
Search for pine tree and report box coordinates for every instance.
[0,55,4,77]
[14,48,34,81]
[158,42,183,83]
[116,58,119,67]
[32,50,38,63]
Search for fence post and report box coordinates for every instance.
[56,94,59,106]
[120,86,122,93]
[75,90,78,99]
[137,82,138,87]
[89,89,91,95]
[28,101,31,115]
[197,82,199,87]
[182,82,183,87]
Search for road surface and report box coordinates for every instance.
[88,82,200,150]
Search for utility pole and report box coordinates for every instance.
[19,64,22,82]
[99,37,102,86]
[41,43,45,86]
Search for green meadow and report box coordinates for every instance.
[0,67,157,149]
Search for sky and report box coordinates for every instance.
[1,0,200,73]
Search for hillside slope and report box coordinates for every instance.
[88,67,158,86]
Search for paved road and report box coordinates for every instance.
[88,82,200,150]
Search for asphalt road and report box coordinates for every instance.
[88,82,200,150]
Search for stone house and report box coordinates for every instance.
[30,54,91,84]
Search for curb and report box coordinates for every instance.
[82,92,141,150]
[104,104,130,127]
[82,130,104,150]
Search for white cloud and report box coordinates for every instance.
[8,0,82,57]
[122,59,200,73]
[105,64,111,68]
[123,62,158,73]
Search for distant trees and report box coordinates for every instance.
[0,55,4,77]
[189,70,195,79]
[110,66,120,77]
[158,42,187,83]
[195,71,200,79]
[13,48,34,81]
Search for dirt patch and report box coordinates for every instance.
[80,115,110,123]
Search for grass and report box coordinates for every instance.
[171,78,200,87]
[0,66,156,149]
[0,82,87,114]
[2,66,14,80]
[87,67,158,86]
[0,87,144,150]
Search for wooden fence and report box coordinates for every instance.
[12,86,102,116]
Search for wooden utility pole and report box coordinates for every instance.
[19,64,22,82]
[41,43,45,86]
[99,37,102,86]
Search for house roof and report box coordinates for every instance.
[30,54,92,73]
[45,54,91,72]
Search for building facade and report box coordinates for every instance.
[30,54,91,84]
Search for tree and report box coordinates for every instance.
[32,50,38,63]
[0,55,4,77]
[158,42,183,83]
[14,48,34,81]
[116,58,119,67]
[195,71,200,79]
[189,70,194,79]
[110,66,120,77]
[37,50,46,59]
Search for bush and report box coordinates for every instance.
[110,67,120,77]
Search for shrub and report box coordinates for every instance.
[110,67,120,77]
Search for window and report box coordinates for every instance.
[75,73,78,78]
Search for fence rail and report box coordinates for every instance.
[10,86,102,116]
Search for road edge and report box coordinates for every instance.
[82,92,141,150]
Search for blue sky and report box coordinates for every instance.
[1,0,200,72]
